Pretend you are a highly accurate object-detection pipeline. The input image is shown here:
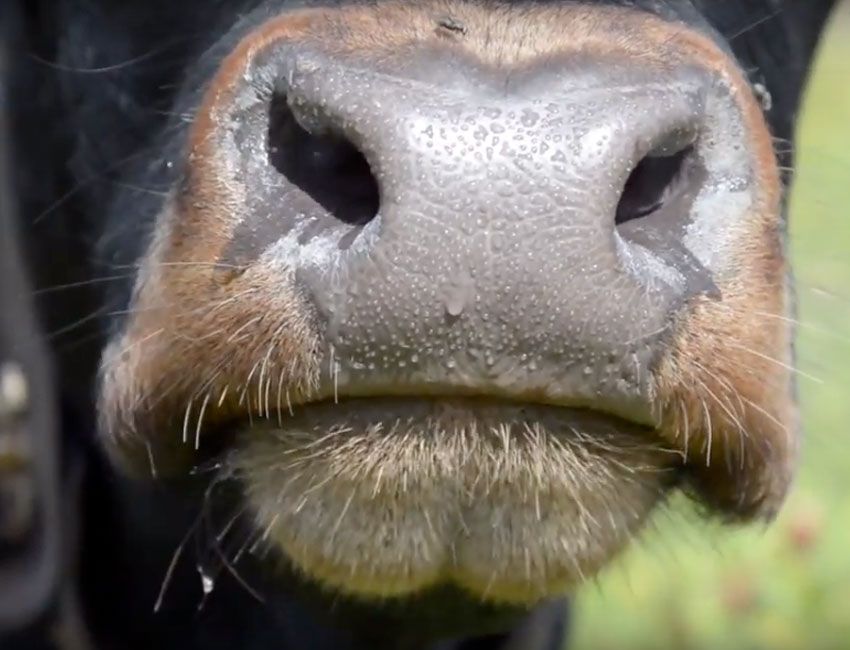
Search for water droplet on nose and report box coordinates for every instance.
[445,291,466,317]
[442,273,475,318]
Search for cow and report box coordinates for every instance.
[0,1,839,648]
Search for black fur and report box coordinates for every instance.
[3,1,837,649]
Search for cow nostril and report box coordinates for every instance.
[615,146,693,226]
[267,93,380,235]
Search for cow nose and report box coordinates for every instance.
[194,39,753,425]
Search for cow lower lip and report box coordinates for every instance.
[229,395,680,604]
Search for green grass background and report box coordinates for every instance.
[570,6,850,649]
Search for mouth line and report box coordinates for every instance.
[248,391,658,431]
[290,377,659,418]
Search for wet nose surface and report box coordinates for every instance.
[213,44,739,423]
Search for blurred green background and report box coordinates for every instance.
[571,5,850,650]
